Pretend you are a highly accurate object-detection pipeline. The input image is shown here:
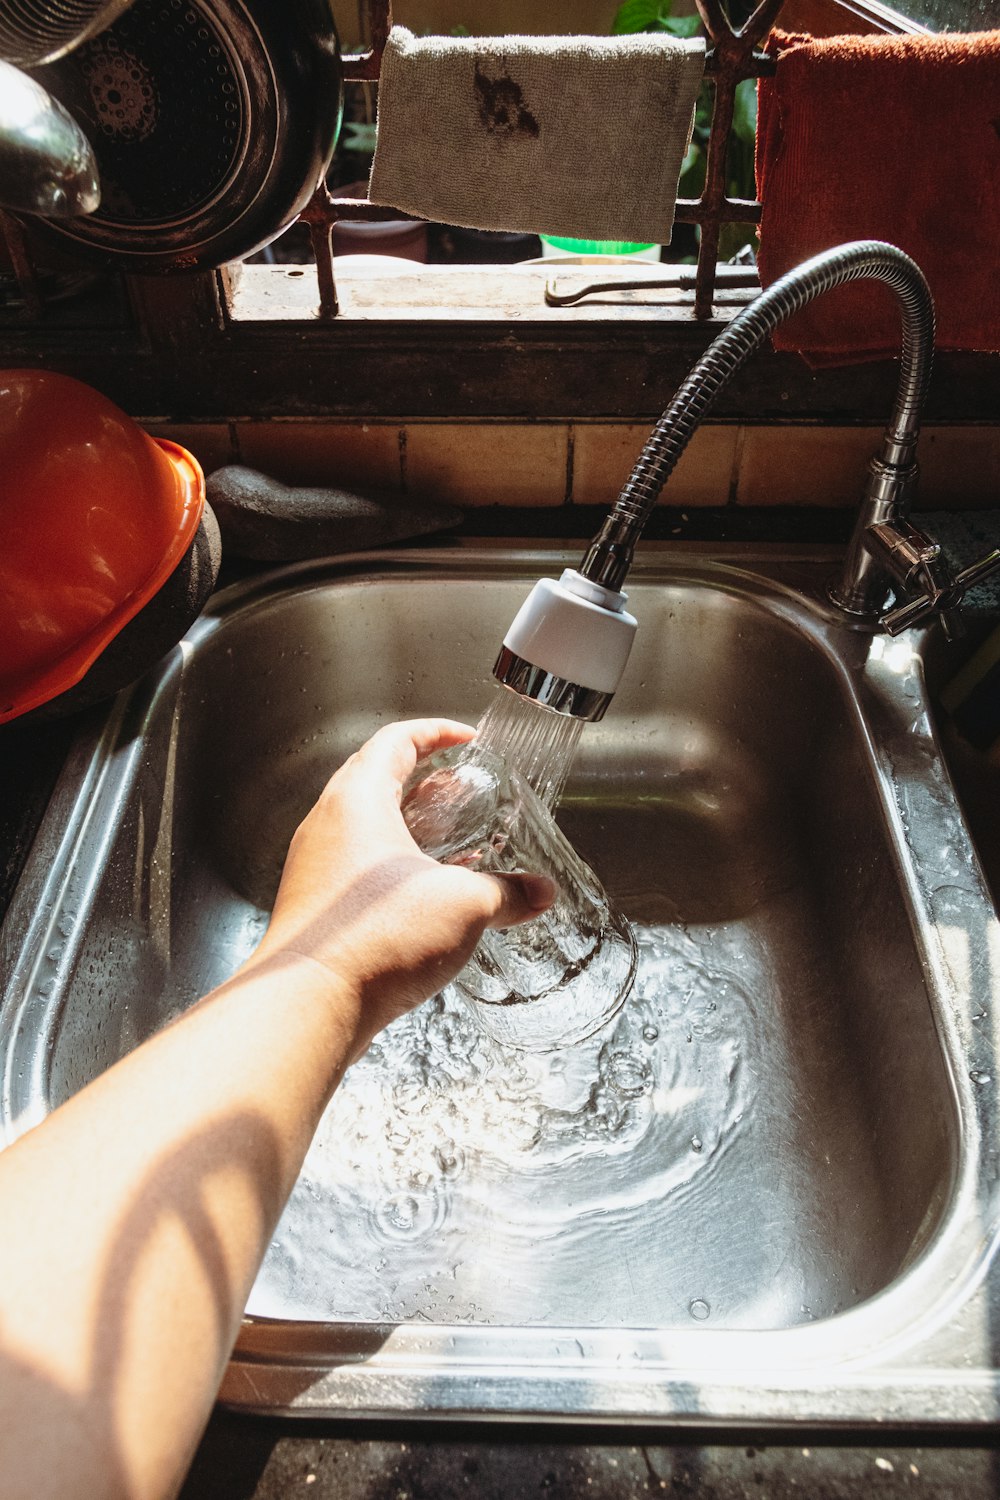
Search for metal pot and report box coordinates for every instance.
[26,0,343,271]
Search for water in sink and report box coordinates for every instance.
[250,919,758,1328]
[256,686,731,1328]
[21,563,955,1340]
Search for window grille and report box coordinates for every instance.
[310,0,781,321]
[1,0,780,323]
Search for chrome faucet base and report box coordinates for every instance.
[832,459,1000,639]
[826,584,880,622]
[829,458,921,621]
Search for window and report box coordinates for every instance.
[2,0,997,426]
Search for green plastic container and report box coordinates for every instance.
[540,234,657,257]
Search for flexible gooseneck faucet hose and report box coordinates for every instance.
[493,241,935,720]
[579,240,934,593]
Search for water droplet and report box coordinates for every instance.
[604,1051,652,1099]
[689,1298,710,1320]
[434,1143,465,1179]
[690,1135,703,1152]
[970,1069,992,1085]
[385,1194,416,1231]
[641,1025,659,1043]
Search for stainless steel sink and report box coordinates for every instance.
[3,544,999,1427]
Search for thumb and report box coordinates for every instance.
[479,871,557,930]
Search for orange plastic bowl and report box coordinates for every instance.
[0,369,205,724]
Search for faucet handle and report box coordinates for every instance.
[880,547,1000,637]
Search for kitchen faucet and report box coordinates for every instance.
[493,240,1000,721]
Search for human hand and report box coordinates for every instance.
[249,719,556,1055]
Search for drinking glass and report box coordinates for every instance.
[402,742,637,1050]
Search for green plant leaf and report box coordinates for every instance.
[613,0,704,34]
[657,14,703,36]
[731,77,757,143]
[340,121,378,154]
[679,143,707,199]
[690,82,712,148]
[612,0,670,33]
[717,222,759,261]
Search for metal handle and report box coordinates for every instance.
[544,266,759,308]
[880,548,1000,637]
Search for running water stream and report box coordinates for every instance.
[402,686,634,1050]
[472,685,585,809]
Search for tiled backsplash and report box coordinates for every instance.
[148,420,1000,512]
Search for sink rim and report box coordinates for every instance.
[3,543,999,1427]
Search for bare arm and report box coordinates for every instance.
[0,719,553,1500]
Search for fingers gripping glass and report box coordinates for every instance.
[403,743,637,1051]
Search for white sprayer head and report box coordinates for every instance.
[492,569,638,721]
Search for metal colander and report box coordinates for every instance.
[22,0,343,270]
[37,0,249,224]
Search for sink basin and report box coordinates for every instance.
[2,544,999,1426]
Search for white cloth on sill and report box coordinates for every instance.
[367,26,706,246]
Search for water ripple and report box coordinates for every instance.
[251,924,760,1326]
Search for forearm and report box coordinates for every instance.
[0,952,356,1500]
[0,718,551,1500]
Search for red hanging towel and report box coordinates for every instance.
[755,28,1000,363]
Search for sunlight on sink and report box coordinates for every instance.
[3,546,999,1424]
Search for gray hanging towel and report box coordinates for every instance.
[367,26,706,246]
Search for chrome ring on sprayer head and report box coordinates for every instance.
[493,647,615,722]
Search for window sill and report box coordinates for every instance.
[225,261,759,325]
[2,263,998,424]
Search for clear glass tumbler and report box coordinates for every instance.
[402,742,637,1051]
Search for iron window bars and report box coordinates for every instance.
[1,0,780,321]
[308,0,783,320]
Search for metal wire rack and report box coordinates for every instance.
[1,0,780,321]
